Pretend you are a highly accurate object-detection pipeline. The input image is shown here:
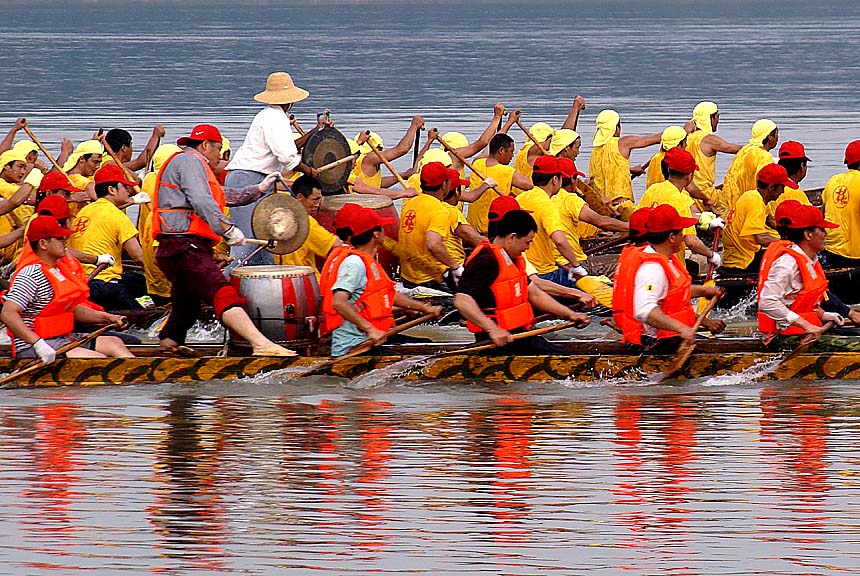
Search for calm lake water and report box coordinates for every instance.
[3,1,860,574]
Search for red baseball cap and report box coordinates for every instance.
[845,140,860,165]
[488,195,531,223]
[532,155,562,175]
[757,163,798,189]
[628,207,653,238]
[38,171,83,193]
[447,168,469,190]
[26,215,73,243]
[420,161,450,187]
[94,164,137,187]
[773,199,803,228]
[334,202,361,232]
[177,124,223,147]
[36,195,72,220]
[778,140,810,161]
[663,147,698,173]
[348,205,396,237]
[784,205,838,230]
[557,157,585,179]
[646,204,697,234]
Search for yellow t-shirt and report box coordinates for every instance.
[0,179,32,264]
[589,137,633,202]
[516,187,564,274]
[719,144,773,213]
[399,193,450,284]
[551,188,587,264]
[823,170,860,259]
[686,130,718,205]
[347,153,382,188]
[638,180,696,259]
[70,197,139,282]
[139,172,171,298]
[722,189,770,269]
[644,150,666,190]
[66,172,94,216]
[513,142,535,194]
[444,204,468,266]
[275,214,337,278]
[466,157,516,235]
[768,186,811,218]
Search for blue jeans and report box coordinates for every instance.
[537,267,577,289]
[224,169,274,269]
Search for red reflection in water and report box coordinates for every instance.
[354,400,394,552]
[491,397,533,546]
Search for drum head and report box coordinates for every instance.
[321,193,393,211]
[231,264,315,278]
[302,126,353,194]
[251,193,310,255]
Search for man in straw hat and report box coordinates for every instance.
[226,71,320,267]
[153,123,297,356]
[719,118,779,213]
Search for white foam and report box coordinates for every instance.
[346,356,432,389]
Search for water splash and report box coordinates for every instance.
[711,289,758,323]
[347,356,433,389]
[558,368,652,389]
[695,354,785,387]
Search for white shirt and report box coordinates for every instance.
[633,246,682,337]
[758,244,818,331]
[226,105,301,174]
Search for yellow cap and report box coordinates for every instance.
[692,101,718,133]
[549,129,581,155]
[660,125,687,150]
[12,140,39,156]
[750,119,777,145]
[593,109,620,147]
[440,131,468,150]
[529,122,554,142]
[62,139,104,172]
[152,144,182,172]
[417,148,453,170]
[347,138,360,154]
[221,136,231,154]
[356,131,383,154]
[0,148,29,167]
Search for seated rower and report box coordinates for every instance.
[319,204,442,357]
[69,164,147,311]
[1,215,132,363]
[758,203,848,346]
[32,194,114,271]
[454,203,590,354]
[348,117,424,198]
[612,205,724,354]
[441,168,486,283]
[685,101,742,213]
[275,175,343,280]
[722,164,794,276]
[0,148,37,264]
[102,125,165,179]
[719,119,779,213]
[770,141,812,217]
[63,139,104,203]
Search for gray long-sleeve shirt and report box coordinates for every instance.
[155,147,266,237]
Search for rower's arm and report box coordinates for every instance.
[527,282,590,324]
[0,118,25,154]
[453,292,498,333]
[72,304,127,327]
[426,231,459,270]
[380,115,424,163]
[550,230,582,268]
[332,290,386,345]
[126,124,165,171]
[618,133,662,159]
[645,307,695,342]
[561,96,586,131]
[701,134,742,156]
[0,227,24,249]
[0,184,33,217]
[528,274,596,308]
[684,233,715,258]
[454,223,486,247]
[454,104,507,158]
[753,232,778,247]
[460,182,493,203]
[349,177,417,199]
[0,300,39,346]
[511,172,534,191]
[579,205,629,233]
[123,236,145,263]
[69,247,97,265]
[498,109,519,135]
[393,292,439,315]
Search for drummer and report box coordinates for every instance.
[275,175,343,279]
[225,72,321,267]
[319,204,442,357]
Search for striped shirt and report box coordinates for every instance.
[5,264,56,353]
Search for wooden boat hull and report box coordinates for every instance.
[1,350,858,388]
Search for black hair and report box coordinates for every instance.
[350,226,381,247]
[661,159,669,179]
[778,157,806,177]
[561,176,572,188]
[29,240,40,252]
[762,128,778,146]
[532,171,557,187]
[335,227,353,241]
[496,210,537,238]
[185,139,204,149]
[292,175,322,198]
[667,167,689,179]
[94,182,112,198]
[645,230,677,244]
[80,153,98,163]
[784,226,817,243]
[420,180,444,193]
[489,133,514,155]
[848,161,860,171]
[105,128,132,152]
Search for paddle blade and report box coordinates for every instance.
[575,275,613,308]
[696,280,715,314]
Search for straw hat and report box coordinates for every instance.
[254,72,310,105]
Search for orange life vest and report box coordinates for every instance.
[7,259,90,353]
[756,241,827,335]
[319,246,396,335]
[152,150,226,243]
[464,241,534,333]
[16,243,103,312]
[613,247,695,345]
[611,244,641,332]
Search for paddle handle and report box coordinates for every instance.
[289,114,306,136]
[85,262,109,283]
[22,123,64,173]
[515,120,549,155]
[584,234,630,256]
[438,318,577,357]
[244,238,277,246]
[99,136,140,191]
[704,227,721,283]
[367,139,414,192]
[657,293,721,382]
[0,322,119,387]
[317,153,359,174]
[432,134,501,194]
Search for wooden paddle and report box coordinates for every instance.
[316,152,360,174]
[432,133,502,195]
[85,262,109,283]
[21,121,64,173]
[779,321,835,367]
[99,136,140,191]
[289,114,306,136]
[366,137,417,193]
[656,294,721,382]
[696,227,721,314]
[584,234,631,256]
[515,120,549,154]
[412,126,423,168]
[434,318,581,358]
[289,312,436,379]
[0,322,120,387]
